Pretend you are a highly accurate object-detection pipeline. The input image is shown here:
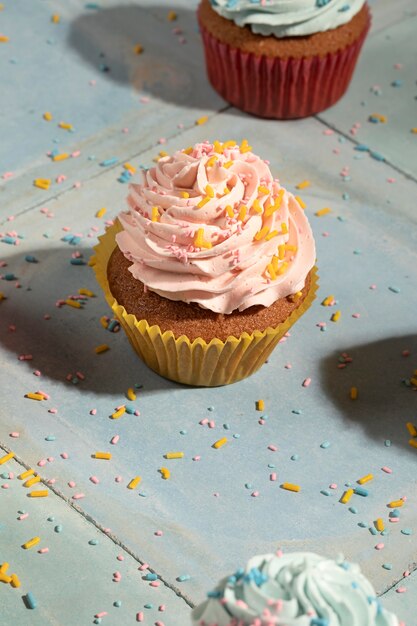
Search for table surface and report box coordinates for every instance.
[1,1,416,624]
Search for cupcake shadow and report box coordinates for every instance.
[0,245,181,396]
[320,334,417,451]
[67,3,225,110]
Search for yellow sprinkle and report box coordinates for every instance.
[375,518,385,532]
[194,228,212,249]
[28,490,48,498]
[52,153,69,162]
[95,207,106,218]
[0,571,11,584]
[95,344,110,354]
[265,230,279,241]
[34,178,51,190]
[65,299,82,309]
[213,140,223,154]
[0,35,9,42]
[167,10,177,21]
[240,139,252,153]
[205,184,214,198]
[160,467,170,479]
[264,191,284,217]
[213,437,227,449]
[281,483,301,493]
[165,452,184,459]
[409,438,417,450]
[256,400,264,411]
[159,151,168,158]
[78,288,95,297]
[223,186,231,195]
[22,537,40,550]
[225,205,234,218]
[251,199,262,214]
[24,475,41,488]
[197,196,210,209]
[258,185,269,195]
[295,196,306,209]
[134,43,144,54]
[254,226,270,241]
[183,146,193,155]
[223,160,234,169]
[238,205,247,222]
[271,255,279,272]
[94,452,112,460]
[180,191,189,198]
[111,406,126,419]
[350,387,358,400]
[51,14,60,23]
[388,499,404,508]
[315,207,332,217]
[267,263,277,281]
[127,476,141,490]
[223,140,236,149]
[0,563,9,575]
[411,377,417,387]
[278,245,285,260]
[19,469,35,480]
[411,128,417,134]
[151,206,160,222]
[0,452,14,465]
[123,162,136,174]
[43,112,53,121]
[370,113,387,123]
[127,388,136,401]
[331,310,341,322]
[206,156,218,169]
[340,488,354,504]
[322,295,334,306]
[281,222,288,235]
[58,122,72,130]
[10,573,21,588]
[25,392,44,401]
[406,422,417,437]
[196,115,208,126]
[296,180,310,190]
[358,474,373,485]
[100,316,109,328]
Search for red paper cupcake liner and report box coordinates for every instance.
[199,17,370,119]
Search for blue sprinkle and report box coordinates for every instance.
[382,563,392,570]
[338,136,346,143]
[47,516,55,522]
[320,490,331,496]
[381,529,389,536]
[342,193,350,201]
[114,600,122,607]
[107,319,120,332]
[100,157,119,167]
[245,483,253,489]
[349,506,358,514]
[389,509,400,518]
[3,273,16,281]
[125,404,136,415]
[316,0,331,5]
[352,581,358,589]
[384,440,391,447]
[338,4,350,11]
[54,525,63,533]
[388,286,400,293]
[25,255,38,263]
[207,406,214,411]
[25,592,37,609]
[144,573,158,581]
[369,527,378,535]
[401,528,413,535]
[223,423,230,430]
[370,151,385,162]
[88,539,99,545]
[353,249,361,255]
[45,435,56,441]
[144,604,153,609]
[354,487,368,497]
[291,454,299,461]
[207,590,222,598]
[70,258,86,265]
[85,2,101,8]
[311,618,329,626]
[267,464,276,469]
[177,574,191,582]
[233,433,240,439]
[180,430,187,435]
[1,236,17,244]
[391,79,403,87]
[320,441,330,449]
[358,522,367,528]
[355,144,370,152]
[292,409,302,415]
[138,492,147,497]
[260,414,269,420]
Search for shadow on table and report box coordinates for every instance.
[320,334,417,452]
[0,245,183,396]
[68,3,225,110]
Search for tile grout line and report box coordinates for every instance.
[0,441,196,610]
[0,103,232,228]
[314,115,417,184]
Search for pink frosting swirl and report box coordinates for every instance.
[116,141,315,314]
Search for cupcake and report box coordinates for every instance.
[191,551,400,626]
[198,0,371,119]
[93,139,317,386]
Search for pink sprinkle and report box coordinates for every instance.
[268,445,278,452]
[47,478,56,485]
[115,476,123,483]
[113,571,121,579]
[122,127,129,133]
[375,543,384,550]
[150,581,161,587]
[259,419,265,425]
[111,435,119,445]
[95,612,108,619]
[90,409,97,415]
[213,492,220,497]
[329,483,337,489]
[270,473,277,481]
[2,484,9,489]
[192,456,201,461]
[56,175,66,184]
[47,457,54,463]
[352,313,360,318]
[48,408,58,415]
[33,370,41,376]
[38,547,49,554]
[381,466,392,474]
[76,371,85,380]
[155,621,164,626]
[158,138,166,144]
[140,96,150,103]
[134,410,140,416]
[90,476,99,484]
[159,605,166,611]
[136,611,144,622]
[139,563,149,571]
[2,172,14,179]
[18,513,29,520]
[302,378,311,387]
[370,284,377,290]
[38,459,47,467]
[387,178,396,183]
[117,555,124,561]
[275,549,283,558]
[199,418,208,425]
[154,530,163,536]
[394,63,403,69]
[10,432,20,438]
[72,493,85,500]
[396,587,407,594]
[71,150,81,158]
[68,481,76,488]
[73,181,81,189]
[403,570,410,577]
[208,420,215,428]
[61,452,68,459]
[389,518,399,523]
[251,491,259,497]
[323,129,334,135]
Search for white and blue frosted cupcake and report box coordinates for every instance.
[198,0,371,119]
[191,551,399,626]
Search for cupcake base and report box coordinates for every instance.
[93,222,318,386]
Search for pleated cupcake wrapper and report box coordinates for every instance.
[199,16,370,119]
[93,221,319,387]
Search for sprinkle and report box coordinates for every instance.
[296,180,310,190]
[254,226,270,241]
[95,344,110,354]
[320,441,331,449]
[350,387,358,400]
[151,206,160,222]
[315,207,332,217]
[194,228,212,248]
[196,197,210,209]
[258,185,270,195]
[160,467,170,480]
[167,10,177,21]
[0,452,14,465]
[58,122,73,130]
[100,157,118,167]
[358,473,373,485]
[165,452,184,459]
[134,43,143,54]
[25,592,37,609]
[295,196,306,209]
[256,400,264,411]
[196,116,208,126]
[281,483,300,493]
[10,573,21,588]
[401,528,413,536]
[43,112,53,121]
[24,476,41,488]
[19,469,35,480]
[34,178,51,190]
[111,406,126,419]
[396,586,407,593]
[375,543,384,550]
[205,156,217,169]
[354,487,368,497]
[381,466,392,474]
[177,574,191,582]
[65,299,82,309]
[388,499,404,508]
[128,476,142,490]
[340,489,354,504]
[22,537,41,550]
[0,35,10,42]
[302,378,311,387]
[213,437,227,449]
[94,452,112,460]
[331,310,341,322]
[51,13,60,23]
[52,153,69,162]
[375,518,385,532]
[95,208,106,218]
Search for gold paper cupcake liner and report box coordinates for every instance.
[92,221,318,386]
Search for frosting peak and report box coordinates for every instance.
[210,0,366,38]
[191,552,399,626]
[116,141,315,314]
